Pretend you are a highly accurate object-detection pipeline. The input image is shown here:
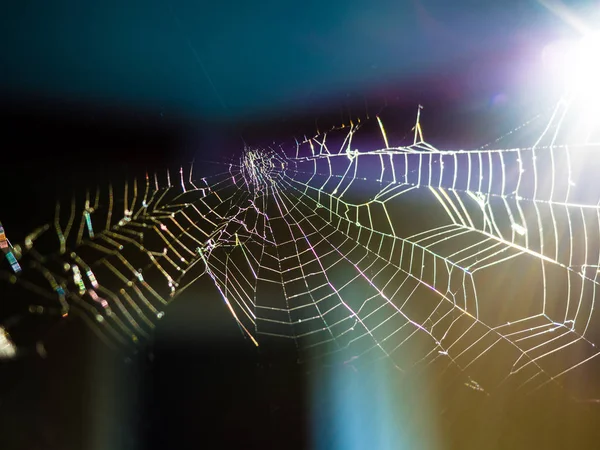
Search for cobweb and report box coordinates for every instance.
[2,94,600,400]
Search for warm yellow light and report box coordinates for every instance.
[0,326,17,359]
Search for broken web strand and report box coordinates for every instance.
[0,221,22,274]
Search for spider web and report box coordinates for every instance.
[2,95,600,399]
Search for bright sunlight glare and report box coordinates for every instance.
[543,30,600,143]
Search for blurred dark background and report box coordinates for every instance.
[2,1,600,449]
